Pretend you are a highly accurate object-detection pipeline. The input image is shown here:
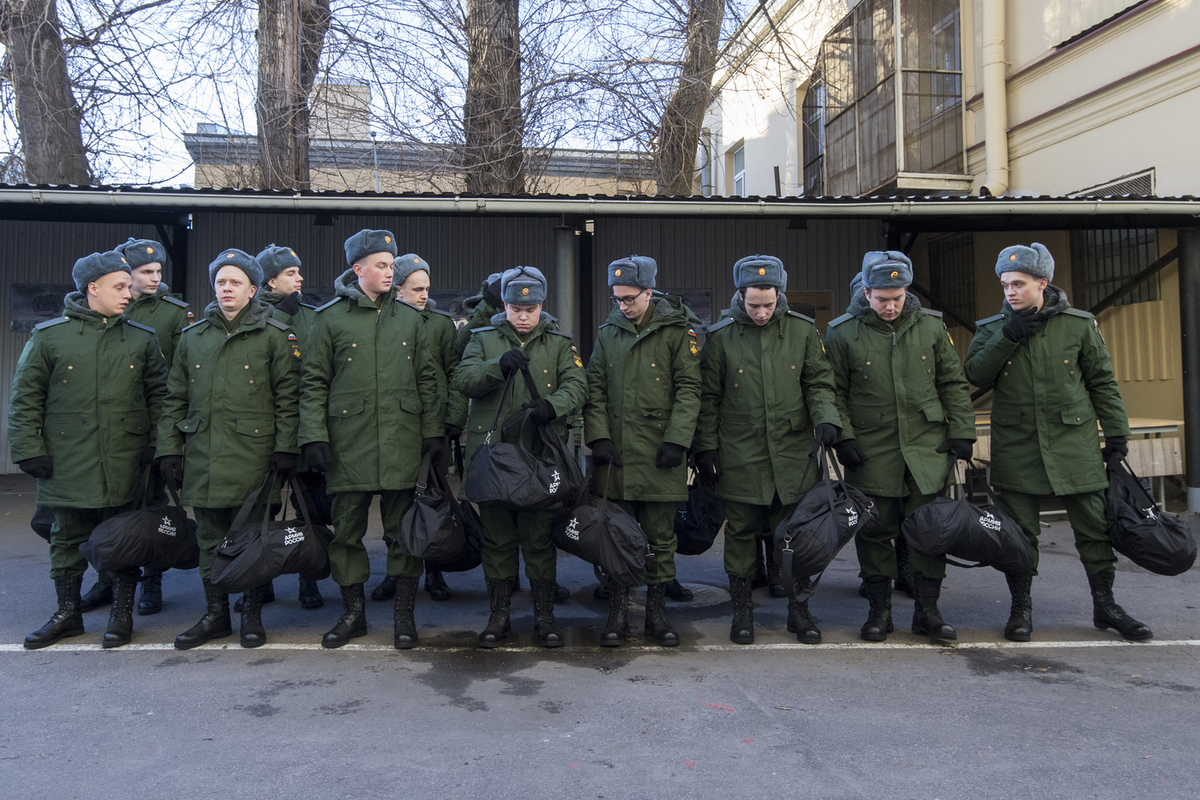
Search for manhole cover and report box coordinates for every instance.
[629,582,729,609]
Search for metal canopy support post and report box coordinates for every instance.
[1178,228,1200,511]
[554,225,578,338]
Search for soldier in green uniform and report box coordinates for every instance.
[825,251,975,642]
[157,249,300,649]
[583,255,701,647]
[454,272,503,357]
[299,230,445,649]
[964,242,1151,642]
[11,251,168,649]
[695,255,841,644]
[454,266,586,648]
[256,243,324,611]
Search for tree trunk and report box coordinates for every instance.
[655,0,724,196]
[256,0,331,190]
[464,0,524,195]
[1,0,91,184]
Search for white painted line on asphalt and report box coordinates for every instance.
[2,639,1197,654]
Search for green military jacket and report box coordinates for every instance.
[9,292,168,508]
[697,295,841,505]
[824,291,975,497]
[421,298,468,429]
[124,282,193,368]
[299,269,443,494]
[261,290,318,351]
[157,299,299,508]
[964,285,1130,495]
[583,295,701,503]
[453,311,587,497]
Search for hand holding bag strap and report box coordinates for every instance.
[483,371,519,443]
[519,364,542,401]
[414,452,433,499]
[228,469,279,538]
[162,471,185,512]
[288,475,317,531]
[1111,455,1156,509]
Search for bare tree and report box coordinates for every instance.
[463,0,523,193]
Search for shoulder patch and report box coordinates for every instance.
[266,317,290,331]
[470,326,496,335]
[1063,307,1094,319]
[975,313,1005,326]
[570,344,584,368]
[161,295,190,309]
[315,297,342,312]
[34,316,68,331]
[123,319,155,334]
[545,329,573,338]
[432,308,453,319]
[300,302,318,310]
[181,319,208,332]
[921,308,944,318]
[827,312,853,328]
[787,311,816,324]
[707,317,735,333]
[598,322,612,329]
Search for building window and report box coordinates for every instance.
[927,232,975,324]
[1069,229,1158,310]
[801,79,825,196]
[732,146,746,196]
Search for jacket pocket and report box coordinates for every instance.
[397,389,423,415]
[235,416,275,437]
[920,402,946,424]
[328,395,367,418]
[1060,400,1094,426]
[991,407,1022,426]
[788,406,812,431]
[850,406,888,431]
[120,411,152,435]
[176,416,204,434]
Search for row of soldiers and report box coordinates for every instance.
[10,229,1153,650]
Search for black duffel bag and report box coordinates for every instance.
[1106,456,1196,576]
[464,368,583,511]
[210,471,334,594]
[400,453,485,570]
[901,455,1036,575]
[674,477,725,556]
[552,468,650,588]
[774,445,877,600]
[81,468,199,574]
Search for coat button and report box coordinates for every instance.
[738,369,743,374]
[196,365,200,369]
[402,342,407,346]
[791,365,796,370]
[1003,372,1008,376]
[130,364,135,369]
[921,356,926,360]
[1070,370,1075,375]
[1064,360,1069,364]
[544,369,548,373]
[62,380,67,384]
[343,410,347,414]
[244,365,249,369]
[249,380,254,384]
[67,366,73,370]
[352,343,357,347]
[651,363,656,367]
[347,357,352,362]
[1007,361,1012,365]
[866,361,871,366]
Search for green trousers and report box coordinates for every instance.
[329,490,420,586]
[48,506,130,580]
[194,507,237,581]
[615,500,678,585]
[724,495,793,579]
[997,489,1116,576]
[477,505,559,583]
[859,471,946,581]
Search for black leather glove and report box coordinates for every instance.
[270,451,298,479]
[523,398,557,425]
[936,438,975,461]
[156,455,183,485]
[694,449,721,484]
[276,291,301,317]
[810,422,840,455]
[483,276,503,310]
[1002,307,1045,342]
[1101,435,1128,462]
[422,436,450,476]
[589,439,621,466]
[444,423,464,440]
[833,439,866,469]
[17,456,52,479]
[302,442,332,473]
[140,446,156,468]
[655,442,686,469]
[498,348,530,377]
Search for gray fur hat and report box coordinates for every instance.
[996,242,1054,282]
[861,250,913,289]
[256,244,302,281]
[501,266,547,305]
[208,248,263,288]
[72,250,131,292]
[116,238,166,269]
[849,271,863,295]
[733,254,787,291]
[344,229,398,266]
[608,255,657,289]
[394,253,430,286]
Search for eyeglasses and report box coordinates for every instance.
[611,293,642,306]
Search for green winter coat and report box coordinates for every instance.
[261,290,319,351]
[824,291,975,497]
[8,292,168,508]
[124,282,194,368]
[964,285,1130,495]
[453,311,587,497]
[422,298,468,429]
[157,299,300,507]
[696,294,841,505]
[583,295,701,502]
[299,269,443,494]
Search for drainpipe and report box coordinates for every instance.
[981,0,1009,196]
[1179,228,1200,511]
[554,225,578,338]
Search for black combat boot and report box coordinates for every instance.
[79,573,113,612]
[665,577,693,601]
[1004,572,1033,642]
[298,577,323,610]
[102,576,137,648]
[531,579,564,647]
[600,585,630,647]
[786,577,821,644]
[894,537,915,598]
[553,581,571,603]
[393,576,420,649]
[322,583,368,648]
[861,575,893,642]
[425,570,452,601]
[751,540,769,589]
[644,583,680,646]
[371,574,397,602]
[1088,571,1152,641]
[234,579,274,612]
[478,579,513,648]
[728,575,754,645]
[175,578,232,650]
[911,573,957,641]
[137,572,163,615]
[25,576,85,650]
[593,584,610,600]
[765,543,786,598]
[240,585,267,648]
